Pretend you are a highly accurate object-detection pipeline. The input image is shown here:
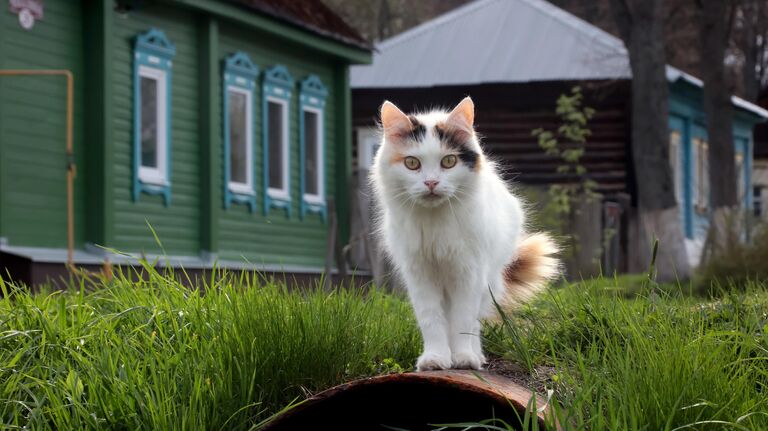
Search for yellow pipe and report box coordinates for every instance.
[0,70,76,267]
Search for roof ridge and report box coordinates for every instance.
[377,0,626,56]
[515,0,626,54]
[377,0,502,50]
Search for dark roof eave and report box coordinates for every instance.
[167,0,373,64]
[233,1,373,51]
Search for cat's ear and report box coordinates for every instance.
[381,101,413,143]
[446,97,475,132]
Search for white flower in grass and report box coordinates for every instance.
[178,310,184,317]
[80,339,85,346]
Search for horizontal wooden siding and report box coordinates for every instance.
[216,24,338,267]
[111,5,201,255]
[0,1,86,248]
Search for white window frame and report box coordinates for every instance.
[693,138,709,211]
[357,127,381,170]
[735,152,745,203]
[226,85,254,195]
[137,65,168,186]
[267,96,290,201]
[669,130,682,204]
[302,106,324,204]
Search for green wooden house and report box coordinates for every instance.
[0,0,371,285]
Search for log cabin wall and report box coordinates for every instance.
[352,80,633,198]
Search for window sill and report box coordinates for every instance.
[134,178,171,206]
[303,194,324,205]
[139,175,169,187]
[301,196,327,222]
[265,189,291,217]
[229,184,255,196]
[268,189,290,201]
[225,188,257,212]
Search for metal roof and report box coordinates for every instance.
[665,68,768,119]
[351,0,767,119]
[351,0,630,88]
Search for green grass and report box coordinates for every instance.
[483,277,768,430]
[3,263,767,430]
[0,266,420,430]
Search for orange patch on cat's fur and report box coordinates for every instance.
[389,152,407,165]
[472,154,483,172]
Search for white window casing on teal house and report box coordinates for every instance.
[668,78,762,266]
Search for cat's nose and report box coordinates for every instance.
[424,180,439,191]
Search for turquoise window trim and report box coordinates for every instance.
[133,28,175,206]
[299,75,328,222]
[689,122,710,239]
[262,65,294,217]
[222,52,259,212]
[735,136,752,211]
[681,118,694,239]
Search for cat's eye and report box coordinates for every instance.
[404,156,421,170]
[441,155,458,169]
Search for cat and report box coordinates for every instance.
[370,97,559,371]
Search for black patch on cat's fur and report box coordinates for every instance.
[456,148,479,169]
[435,124,479,170]
[407,115,427,142]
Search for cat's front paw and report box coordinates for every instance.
[416,351,452,371]
[451,350,485,370]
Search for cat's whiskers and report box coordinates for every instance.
[391,189,413,202]
[445,194,460,226]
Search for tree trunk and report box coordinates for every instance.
[740,1,760,102]
[609,0,691,281]
[737,0,768,103]
[699,0,738,259]
[376,0,392,41]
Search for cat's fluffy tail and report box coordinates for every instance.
[502,233,560,304]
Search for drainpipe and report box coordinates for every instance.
[0,70,76,267]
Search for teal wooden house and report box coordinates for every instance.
[667,69,765,264]
[0,0,371,285]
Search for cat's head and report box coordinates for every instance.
[374,97,484,208]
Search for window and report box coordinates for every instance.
[138,66,167,185]
[755,186,764,218]
[357,127,381,170]
[693,137,709,212]
[669,130,682,203]
[303,109,322,199]
[222,52,258,211]
[735,152,745,204]
[267,99,289,197]
[228,88,252,192]
[262,65,294,216]
[133,29,175,205]
[299,75,328,220]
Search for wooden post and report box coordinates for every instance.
[323,198,341,290]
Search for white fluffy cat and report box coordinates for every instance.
[370,97,559,371]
